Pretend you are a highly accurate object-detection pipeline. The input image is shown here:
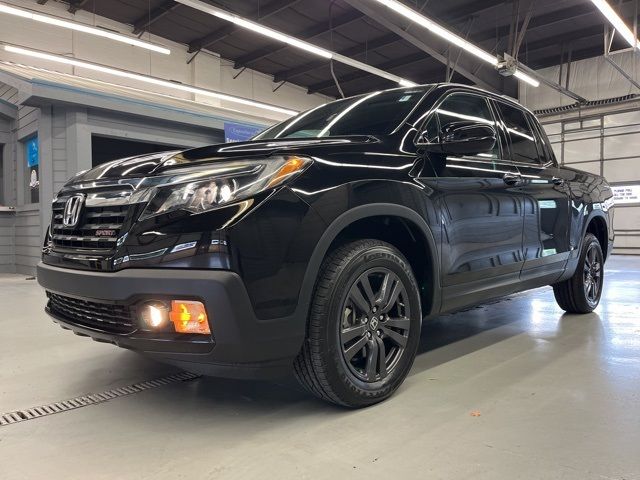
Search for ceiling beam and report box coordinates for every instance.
[527,45,604,70]
[233,9,364,69]
[132,1,179,35]
[473,4,599,50]
[67,0,88,14]
[524,26,604,54]
[307,51,432,94]
[343,0,509,94]
[187,0,302,53]
[272,32,399,83]
[271,0,507,83]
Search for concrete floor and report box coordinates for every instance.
[0,257,639,480]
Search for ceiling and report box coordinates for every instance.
[49,0,636,99]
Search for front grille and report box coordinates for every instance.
[51,201,130,252]
[46,292,136,334]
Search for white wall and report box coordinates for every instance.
[540,106,640,255]
[521,51,640,111]
[0,0,331,123]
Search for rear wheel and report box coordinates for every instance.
[294,240,422,408]
[553,233,604,313]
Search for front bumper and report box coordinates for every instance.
[37,262,305,378]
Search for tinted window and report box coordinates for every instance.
[436,93,499,158]
[527,112,556,164]
[496,102,543,164]
[256,87,430,139]
[420,115,439,144]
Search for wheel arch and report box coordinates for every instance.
[295,204,441,324]
[584,214,609,259]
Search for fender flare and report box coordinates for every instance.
[293,203,441,324]
[578,209,610,253]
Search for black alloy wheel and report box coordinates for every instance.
[583,242,603,308]
[553,233,604,314]
[340,268,411,383]
[294,239,422,408]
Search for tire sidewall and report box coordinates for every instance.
[578,235,604,310]
[320,243,421,405]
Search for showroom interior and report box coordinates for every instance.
[0,0,638,478]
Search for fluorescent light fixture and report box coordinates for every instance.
[398,78,418,87]
[177,0,331,58]
[513,70,540,87]
[372,0,542,88]
[373,0,497,65]
[175,0,416,88]
[3,45,298,116]
[590,0,639,48]
[0,2,170,54]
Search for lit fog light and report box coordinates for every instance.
[140,301,169,330]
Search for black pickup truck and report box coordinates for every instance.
[38,83,614,407]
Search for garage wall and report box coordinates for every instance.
[521,51,640,111]
[542,106,640,255]
[0,212,14,273]
[0,72,230,275]
[0,0,330,122]
[14,207,39,275]
[0,89,16,273]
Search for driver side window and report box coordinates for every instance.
[436,93,499,158]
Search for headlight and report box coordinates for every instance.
[140,155,311,220]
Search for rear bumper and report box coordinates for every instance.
[37,262,305,378]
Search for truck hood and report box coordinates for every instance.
[70,136,377,183]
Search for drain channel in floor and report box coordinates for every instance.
[0,371,200,427]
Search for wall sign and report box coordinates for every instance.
[26,136,39,167]
[223,122,263,143]
[612,184,640,205]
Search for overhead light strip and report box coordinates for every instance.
[590,0,639,48]
[513,69,540,88]
[174,0,416,88]
[371,0,540,88]
[0,2,170,54]
[3,45,298,116]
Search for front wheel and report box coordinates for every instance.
[294,240,422,408]
[553,233,604,313]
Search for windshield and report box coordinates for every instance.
[255,86,431,140]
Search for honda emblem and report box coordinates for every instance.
[62,195,85,227]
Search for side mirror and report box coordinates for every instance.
[417,121,496,156]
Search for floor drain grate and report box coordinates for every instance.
[0,371,200,427]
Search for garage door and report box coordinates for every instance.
[543,110,640,255]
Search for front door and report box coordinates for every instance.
[421,92,527,310]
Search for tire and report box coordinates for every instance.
[294,239,422,408]
[553,233,604,314]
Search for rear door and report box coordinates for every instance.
[492,100,572,283]
[421,92,527,309]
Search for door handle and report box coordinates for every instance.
[503,173,523,186]
[552,177,566,186]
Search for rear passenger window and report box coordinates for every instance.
[496,102,543,164]
[527,113,556,165]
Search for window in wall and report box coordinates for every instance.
[435,93,499,158]
[496,102,543,164]
[91,135,185,168]
[23,136,39,204]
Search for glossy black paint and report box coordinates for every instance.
[39,83,615,376]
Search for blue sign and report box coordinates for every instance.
[224,122,263,143]
[26,136,39,167]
